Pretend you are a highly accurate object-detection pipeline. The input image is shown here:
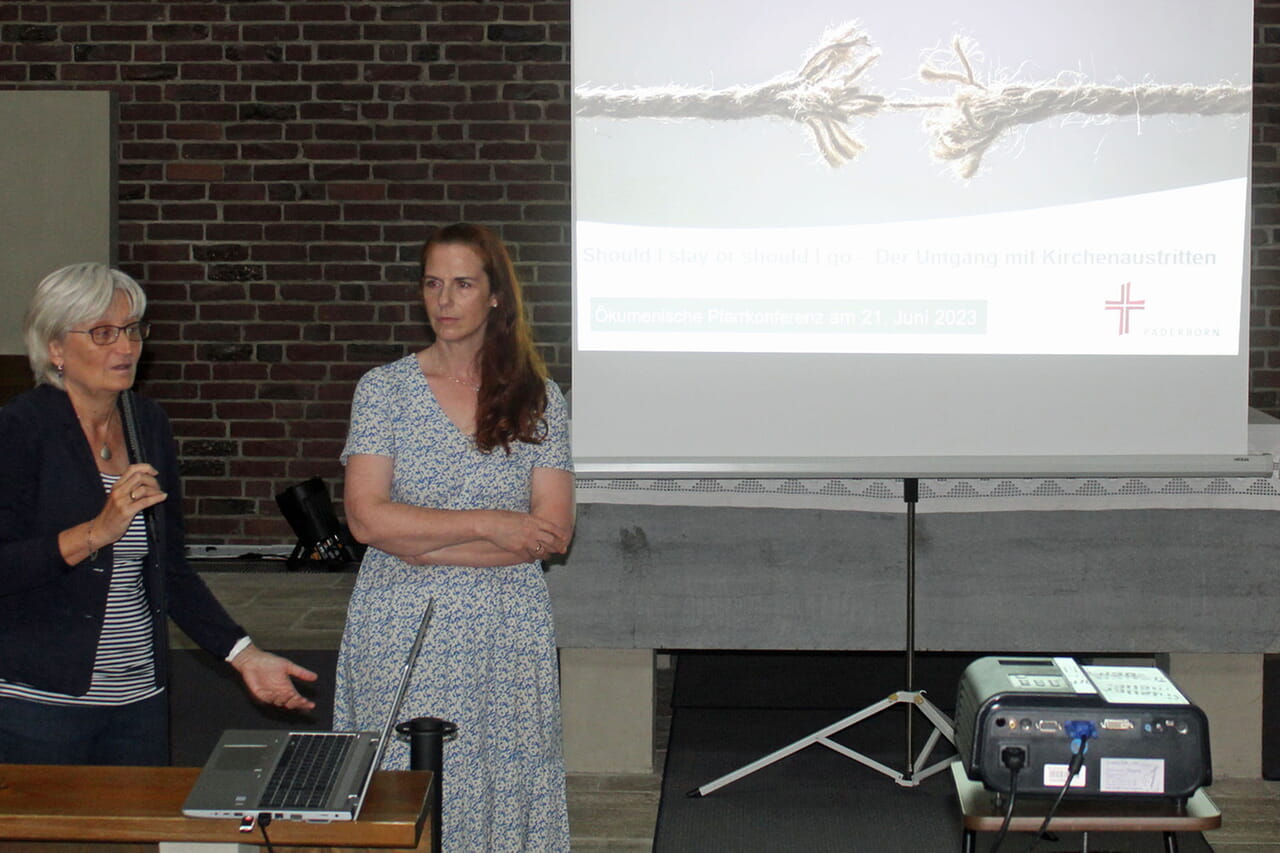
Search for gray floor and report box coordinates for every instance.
[1207,777,1280,853]
[566,661,1280,852]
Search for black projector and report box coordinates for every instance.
[954,656,1211,800]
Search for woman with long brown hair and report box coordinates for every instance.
[336,224,574,852]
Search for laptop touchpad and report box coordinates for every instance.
[213,745,271,771]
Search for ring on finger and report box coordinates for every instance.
[129,488,139,500]
[535,542,544,553]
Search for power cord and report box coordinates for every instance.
[238,812,276,852]
[987,746,1025,853]
[1022,731,1091,853]
[258,813,275,852]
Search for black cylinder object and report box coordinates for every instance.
[396,716,457,853]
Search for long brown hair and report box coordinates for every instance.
[422,223,549,453]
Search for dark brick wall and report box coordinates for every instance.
[0,1,1276,543]
[1254,1,1280,411]
[0,1,570,543]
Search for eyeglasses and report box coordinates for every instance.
[66,322,152,346]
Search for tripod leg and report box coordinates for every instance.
[689,695,902,796]
[691,477,961,798]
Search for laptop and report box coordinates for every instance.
[182,598,435,822]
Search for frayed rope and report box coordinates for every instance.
[574,25,1251,178]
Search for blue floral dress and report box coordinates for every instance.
[334,354,572,852]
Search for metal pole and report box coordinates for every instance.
[904,477,919,780]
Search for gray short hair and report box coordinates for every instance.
[23,263,147,389]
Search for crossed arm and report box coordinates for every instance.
[343,453,575,567]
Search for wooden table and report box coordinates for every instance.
[0,764,434,852]
[951,761,1220,853]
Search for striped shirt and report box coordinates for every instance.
[0,472,161,706]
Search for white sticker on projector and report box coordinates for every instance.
[1043,765,1088,788]
[1100,758,1166,793]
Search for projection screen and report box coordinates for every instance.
[570,0,1260,476]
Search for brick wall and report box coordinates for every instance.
[0,1,1277,543]
[0,1,570,543]
[1254,0,1280,411]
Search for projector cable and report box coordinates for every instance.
[1022,732,1091,853]
[987,746,1026,853]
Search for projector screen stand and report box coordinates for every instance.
[688,478,956,796]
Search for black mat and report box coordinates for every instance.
[655,652,1212,853]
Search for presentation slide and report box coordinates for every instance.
[579,184,1243,356]
[571,0,1254,469]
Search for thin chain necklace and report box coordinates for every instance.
[446,374,480,391]
[424,347,479,391]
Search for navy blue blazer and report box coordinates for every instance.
[0,384,245,696]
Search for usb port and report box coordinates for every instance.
[1036,720,1062,733]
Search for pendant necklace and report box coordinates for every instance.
[98,409,116,461]
[447,374,480,392]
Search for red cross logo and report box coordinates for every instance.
[1104,282,1144,335]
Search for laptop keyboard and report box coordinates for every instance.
[259,732,357,810]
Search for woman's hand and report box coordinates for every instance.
[483,509,573,561]
[97,463,168,544]
[61,463,170,564]
[229,644,319,712]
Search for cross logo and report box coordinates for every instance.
[1104,282,1145,335]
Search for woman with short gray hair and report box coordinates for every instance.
[0,262,317,765]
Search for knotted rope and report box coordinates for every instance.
[575,25,1252,178]
[921,37,1252,178]
[575,23,885,166]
